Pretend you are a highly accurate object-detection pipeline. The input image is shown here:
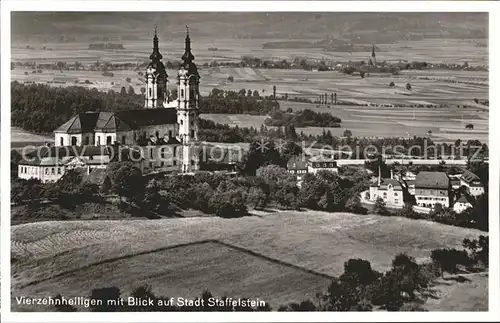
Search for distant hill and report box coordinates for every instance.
[12,12,487,43]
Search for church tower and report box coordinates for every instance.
[177,26,200,173]
[144,26,168,108]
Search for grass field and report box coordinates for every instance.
[11,211,485,311]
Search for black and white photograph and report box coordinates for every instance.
[1,1,498,321]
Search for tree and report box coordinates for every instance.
[431,248,470,278]
[406,83,412,91]
[341,258,380,287]
[126,77,132,83]
[273,85,277,99]
[343,129,352,138]
[120,86,127,95]
[465,123,474,130]
[140,87,146,95]
[128,85,135,95]
[373,197,388,216]
[227,76,234,83]
[389,81,395,87]
[106,162,144,203]
[360,71,366,79]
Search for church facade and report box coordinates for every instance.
[18,27,201,182]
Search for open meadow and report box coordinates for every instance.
[11,211,485,311]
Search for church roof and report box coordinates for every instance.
[53,109,177,134]
[54,112,100,134]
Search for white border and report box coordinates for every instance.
[1,1,499,322]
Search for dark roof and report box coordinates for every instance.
[461,169,480,183]
[54,112,100,134]
[287,156,307,170]
[115,109,177,128]
[54,109,177,134]
[415,171,450,189]
[455,194,473,205]
[379,179,403,191]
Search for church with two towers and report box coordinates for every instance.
[18,27,202,183]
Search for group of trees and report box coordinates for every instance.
[199,88,280,115]
[11,82,143,133]
[264,109,342,128]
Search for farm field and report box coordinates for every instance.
[11,37,488,143]
[11,211,485,311]
[12,38,488,66]
[11,127,54,149]
[202,101,488,143]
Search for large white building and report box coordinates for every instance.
[18,27,201,182]
[414,171,451,208]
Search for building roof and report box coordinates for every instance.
[18,145,143,166]
[415,171,450,189]
[379,178,403,191]
[53,109,178,134]
[455,194,473,205]
[461,169,481,183]
[54,112,100,134]
[287,156,308,170]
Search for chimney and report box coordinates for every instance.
[390,169,394,180]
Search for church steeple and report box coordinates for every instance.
[181,25,199,78]
[182,25,194,65]
[144,26,168,109]
[372,44,376,58]
[150,25,163,62]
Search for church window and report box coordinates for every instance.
[150,149,153,159]
[106,136,112,145]
[173,147,177,157]
[122,136,126,144]
[180,120,183,125]
[181,89,184,98]
[51,168,55,175]
[84,137,90,145]
[60,137,64,146]
[155,131,159,138]
[383,192,387,198]
[57,168,62,175]
[45,168,49,175]
[149,88,152,97]
[394,192,398,196]
[191,130,195,138]
[191,121,194,126]
[71,136,77,146]
[160,162,164,167]
[173,160,177,166]
[191,160,195,166]
[169,130,173,138]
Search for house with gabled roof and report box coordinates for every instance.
[414,171,451,208]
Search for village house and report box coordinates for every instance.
[306,155,338,174]
[453,194,473,214]
[366,168,404,208]
[414,171,451,208]
[460,169,485,197]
